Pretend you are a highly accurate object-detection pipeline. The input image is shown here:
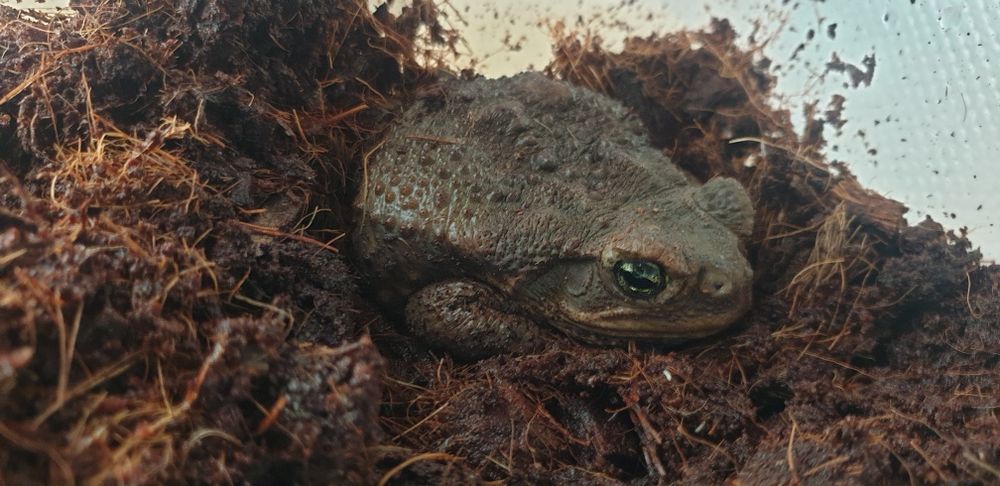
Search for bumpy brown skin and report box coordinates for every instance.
[351,73,754,359]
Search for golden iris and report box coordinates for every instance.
[613,260,666,298]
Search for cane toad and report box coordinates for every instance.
[351,73,754,359]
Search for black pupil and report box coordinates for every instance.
[613,260,665,297]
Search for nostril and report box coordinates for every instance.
[699,268,732,297]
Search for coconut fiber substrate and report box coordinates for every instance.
[0,1,997,484]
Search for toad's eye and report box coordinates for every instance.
[613,260,666,298]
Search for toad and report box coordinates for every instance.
[351,73,754,359]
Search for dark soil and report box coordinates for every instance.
[0,2,996,485]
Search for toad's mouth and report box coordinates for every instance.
[553,305,747,342]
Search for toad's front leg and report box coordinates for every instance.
[405,279,545,360]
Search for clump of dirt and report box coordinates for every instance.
[0,0,446,483]
[0,1,997,485]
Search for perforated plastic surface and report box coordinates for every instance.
[6,0,999,258]
[439,0,1000,259]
